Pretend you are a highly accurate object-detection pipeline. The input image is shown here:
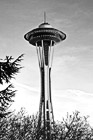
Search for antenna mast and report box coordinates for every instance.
[44,12,46,23]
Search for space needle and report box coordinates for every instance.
[24,13,66,140]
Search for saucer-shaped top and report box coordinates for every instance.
[24,22,66,46]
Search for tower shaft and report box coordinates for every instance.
[36,40,54,140]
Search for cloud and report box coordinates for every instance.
[11,83,93,126]
[14,82,39,93]
[53,89,93,102]
[52,89,93,125]
[11,82,40,114]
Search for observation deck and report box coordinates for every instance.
[24,22,66,46]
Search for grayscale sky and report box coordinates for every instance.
[0,0,93,125]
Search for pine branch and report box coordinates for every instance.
[0,84,16,108]
[0,84,16,118]
[0,54,24,118]
[0,54,24,84]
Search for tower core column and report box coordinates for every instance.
[36,40,55,139]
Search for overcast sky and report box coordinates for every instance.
[0,0,93,125]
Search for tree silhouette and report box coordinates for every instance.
[0,109,93,140]
[0,54,24,118]
[55,111,93,140]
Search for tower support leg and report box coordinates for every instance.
[36,41,55,140]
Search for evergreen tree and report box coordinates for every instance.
[0,54,24,118]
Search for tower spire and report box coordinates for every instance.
[44,11,46,23]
